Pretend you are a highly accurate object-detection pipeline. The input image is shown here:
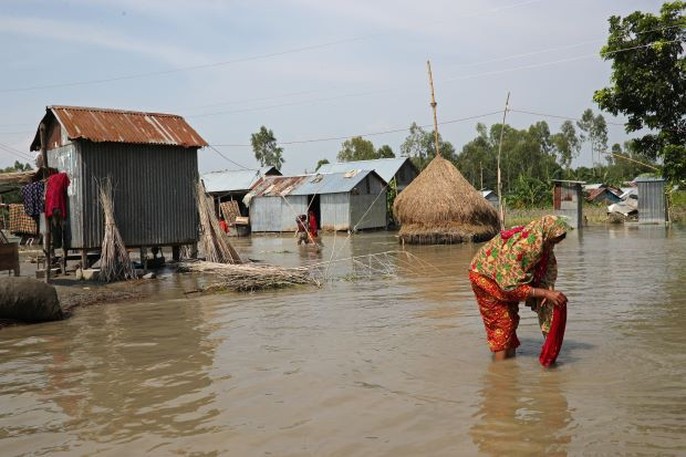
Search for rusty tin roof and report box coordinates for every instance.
[31,105,207,150]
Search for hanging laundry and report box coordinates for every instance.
[20,181,44,218]
[45,172,70,220]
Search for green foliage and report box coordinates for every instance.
[506,175,552,209]
[551,120,581,168]
[376,144,395,159]
[315,158,330,171]
[2,161,32,173]
[593,1,685,184]
[250,126,284,170]
[399,122,456,170]
[337,136,376,162]
[386,177,398,227]
[456,122,561,194]
[576,108,609,166]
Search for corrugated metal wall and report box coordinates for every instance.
[52,142,199,249]
[637,179,666,224]
[250,195,307,232]
[320,193,351,231]
[350,192,387,230]
[50,144,83,246]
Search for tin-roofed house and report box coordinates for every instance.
[30,105,207,262]
[201,166,281,234]
[316,157,418,228]
[245,170,387,233]
[316,157,418,192]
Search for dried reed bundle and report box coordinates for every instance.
[97,177,135,282]
[195,181,242,264]
[393,156,500,244]
[179,260,318,292]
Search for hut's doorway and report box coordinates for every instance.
[308,195,320,228]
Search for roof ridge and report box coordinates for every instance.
[49,105,182,118]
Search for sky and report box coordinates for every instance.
[0,0,667,176]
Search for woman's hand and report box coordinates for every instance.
[543,289,568,307]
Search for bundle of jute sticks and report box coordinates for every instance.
[178,261,319,292]
[98,177,135,283]
[196,181,243,264]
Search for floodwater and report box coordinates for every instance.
[1,226,685,456]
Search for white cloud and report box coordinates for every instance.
[0,15,212,66]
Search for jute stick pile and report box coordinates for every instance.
[97,177,135,282]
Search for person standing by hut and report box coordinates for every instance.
[295,214,309,245]
[308,210,318,241]
[468,215,570,361]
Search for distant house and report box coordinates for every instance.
[201,166,281,221]
[481,189,499,208]
[584,184,623,204]
[245,170,387,232]
[316,157,418,192]
[29,105,207,260]
[553,180,585,229]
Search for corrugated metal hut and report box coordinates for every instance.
[29,105,207,256]
[246,170,387,232]
[635,177,667,223]
[201,166,281,222]
[317,157,418,191]
[553,180,585,229]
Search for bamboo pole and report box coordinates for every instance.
[426,60,441,157]
[496,92,510,230]
[39,122,51,283]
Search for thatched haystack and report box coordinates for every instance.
[392,156,500,244]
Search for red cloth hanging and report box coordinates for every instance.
[45,172,70,219]
[539,304,567,367]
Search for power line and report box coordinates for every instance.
[0,141,33,162]
[0,0,547,94]
[510,109,626,126]
[210,110,503,148]
[207,145,252,170]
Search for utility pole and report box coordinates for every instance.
[496,92,510,230]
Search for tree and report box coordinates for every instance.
[593,1,686,183]
[376,145,395,158]
[337,136,377,162]
[576,109,608,167]
[2,161,32,173]
[400,122,456,170]
[315,158,329,171]
[250,126,284,170]
[457,123,496,189]
[551,120,581,169]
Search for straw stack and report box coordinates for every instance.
[97,177,135,282]
[196,181,242,264]
[393,156,500,244]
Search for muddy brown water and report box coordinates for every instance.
[1,226,684,456]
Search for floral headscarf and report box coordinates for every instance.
[470,215,570,291]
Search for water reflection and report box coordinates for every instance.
[0,296,218,455]
[1,227,685,456]
[470,361,572,457]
